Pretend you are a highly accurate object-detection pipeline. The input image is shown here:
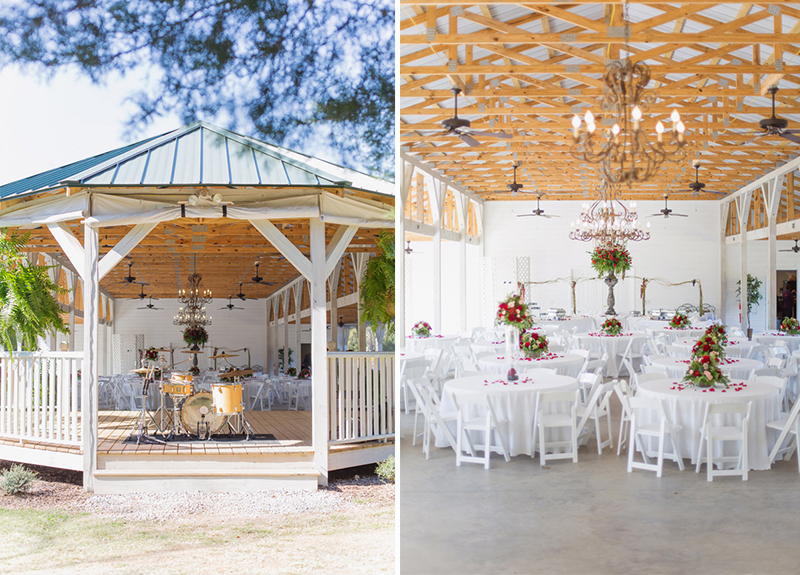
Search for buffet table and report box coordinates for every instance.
[437,373,579,457]
[636,379,780,470]
[477,353,585,377]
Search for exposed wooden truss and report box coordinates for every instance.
[400,2,800,200]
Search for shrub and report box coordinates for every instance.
[1,464,38,495]
[375,455,395,484]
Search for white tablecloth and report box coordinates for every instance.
[671,338,760,358]
[650,357,763,380]
[574,332,646,377]
[406,335,459,353]
[471,340,507,355]
[755,333,800,352]
[477,354,584,377]
[537,316,596,333]
[438,373,579,456]
[636,379,780,470]
[651,327,707,341]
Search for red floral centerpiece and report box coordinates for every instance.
[589,245,632,278]
[144,347,159,362]
[412,321,432,338]
[684,352,729,388]
[286,367,297,377]
[704,324,728,346]
[497,293,533,331]
[520,330,548,358]
[600,317,623,336]
[670,313,690,329]
[298,367,311,380]
[183,325,209,347]
[780,317,800,335]
[692,333,726,357]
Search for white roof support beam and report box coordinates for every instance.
[97,223,158,282]
[764,175,786,331]
[47,223,86,281]
[249,219,314,280]
[325,225,358,279]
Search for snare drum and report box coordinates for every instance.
[161,381,194,396]
[211,383,244,415]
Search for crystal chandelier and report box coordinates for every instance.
[568,3,687,185]
[173,272,213,327]
[569,178,650,247]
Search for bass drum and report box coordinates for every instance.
[179,392,224,436]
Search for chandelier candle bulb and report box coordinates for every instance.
[572,115,582,140]
[631,105,642,130]
[655,120,665,142]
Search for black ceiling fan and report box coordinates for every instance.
[648,194,688,218]
[235,282,254,301]
[442,87,512,147]
[498,164,525,195]
[134,284,151,300]
[517,194,560,219]
[117,261,148,285]
[674,162,726,196]
[249,262,276,286]
[781,239,800,253]
[749,85,800,144]
[137,297,162,310]
[220,296,244,311]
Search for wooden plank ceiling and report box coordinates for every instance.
[24,218,382,307]
[400,1,800,200]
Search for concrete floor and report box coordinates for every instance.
[399,386,800,575]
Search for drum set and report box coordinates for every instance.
[129,351,256,443]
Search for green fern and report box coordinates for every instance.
[359,231,394,335]
[0,230,69,351]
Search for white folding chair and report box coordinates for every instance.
[452,344,479,378]
[627,397,685,477]
[641,364,671,377]
[767,393,800,471]
[418,384,460,459]
[695,401,752,482]
[454,393,511,469]
[533,390,580,466]
[576,380,616,454]
[401,357,431,414]
[664,345,686,358]
[752,375,789,412]
[614,380,633,456]
[406,377,432,448]
[576,372,601,404]
[747,344,770,363]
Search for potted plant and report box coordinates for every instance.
[736,274,762,339]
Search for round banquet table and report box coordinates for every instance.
[636,379,781,470]
[471,340,507,355]
[574,332,646,377]
[650,356,763,380]
[437,373,579,456]
[755,333,800,352]
[671,338,760,358]
[537,316,596,333]
[477,353,585,377]
[651,327,707,341]
[406,335,459,353]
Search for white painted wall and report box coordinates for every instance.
[405,199,723,333]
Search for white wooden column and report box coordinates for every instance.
[397,161,413,345]
[269,298,279,375]
[429,178,447,333]
[82,223,100,491]
[328,260,342,349]
[309,218,328,485]
[720,202,730,323]
[67,271,76,351]
[455,195,469,332]
[351,253,369,352]
[764,175,786,330]
[264,299,271,374]
[736,191,753,331]
[281,292,290,373]
[293,282,303,368]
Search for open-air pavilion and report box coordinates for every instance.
[0,121,395,493]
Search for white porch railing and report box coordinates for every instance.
[0,352,83,446]
[327,352,395,444]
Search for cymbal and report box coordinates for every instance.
[182,350,202,354]
[210,353,239,359]
[153,348,172,352]
[130,368,150,374]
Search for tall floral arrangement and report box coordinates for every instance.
[704,324,728,346]
[589,245,631,278]
[780,317,800,335]
[497,293,532,331]
[685,324,730,388]
[183,325,209,347]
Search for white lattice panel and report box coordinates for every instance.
[516,257,531,300]
[112,333,144,374]
[480,256,494,328]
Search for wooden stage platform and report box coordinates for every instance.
[0,410,394,493]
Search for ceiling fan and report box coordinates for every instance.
[442,87,512,147]
[138,298,162,310]
[648,194,688,218]
[220,296,244,311]
[117,261,148,285]
[498,164,525,195]
[249,262,276,286]
[748,85,800,144]
[674,162,726,196]
[235,282,255,301]
[781,239,800,253]
[517,194,560,219]
[134,284,152,300]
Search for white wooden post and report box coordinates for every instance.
[294,282,303,368]
[720,202,730,322]
[309,218,328,485]
[456,194,469,332]
[352,253,369,352]
[82,222,100,491]
[281,293,290,373]
[270,298,279,375]
[67,271,76,351]
[430,178,446,333]
[736,191,753,332]
[764,175,785,330]
[328,260,341,349]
